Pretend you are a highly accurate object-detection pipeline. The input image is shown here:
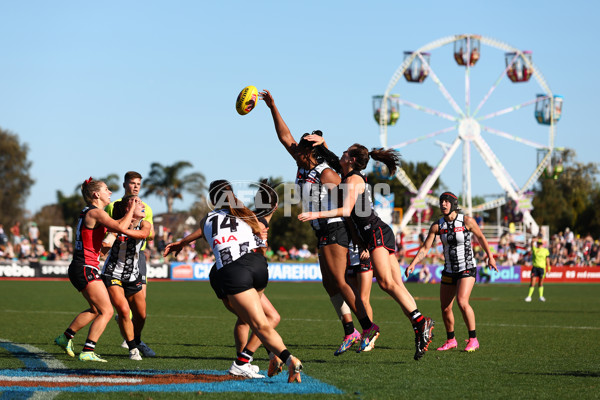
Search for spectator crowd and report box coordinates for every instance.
[0,219,597,268]
[491,228,599,267]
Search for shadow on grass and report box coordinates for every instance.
[510,370,600,378]
[281,342,395,351]
[505,309,600,315]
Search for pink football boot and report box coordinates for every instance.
[437,338,458,351]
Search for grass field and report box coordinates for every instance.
[1,280,599,399]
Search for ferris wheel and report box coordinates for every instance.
[373,34,563,235]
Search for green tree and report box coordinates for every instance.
[251,176,317,252]
[367,160,442,210]
[55,174,120,229]
[100,173,120,193]
[143,161,206,213]
[532,149,599,235]
[56,190,85,228]
[0,128,34,227]
[575,187,600,237]
[268,203,317,252]
[32,204,66,250]
[251,176,284,211]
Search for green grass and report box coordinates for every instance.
[1,280,599,399]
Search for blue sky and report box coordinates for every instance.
[0,1,596,216]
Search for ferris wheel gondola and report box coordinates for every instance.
[374,34,563,235]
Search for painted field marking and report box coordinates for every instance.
[0,339,343,396]
[1,369,343,394]
[0,340,65,370]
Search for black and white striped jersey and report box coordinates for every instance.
[102,221,145,282]
[437,214,475,273]
[204,209,264,270]
[296,161,343,231]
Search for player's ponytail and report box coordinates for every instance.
[209,180,261,235]
[347,144,400,175]
[369,148,400,175]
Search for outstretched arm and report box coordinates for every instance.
[406,224,438,277]
[298,174,361,221]
[466,216,497,271]
[163,217,206,257]
[260,90,298,160]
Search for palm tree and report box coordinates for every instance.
[143,161,206,213]
[97,173,120,193]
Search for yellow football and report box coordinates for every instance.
[236,85,258,115]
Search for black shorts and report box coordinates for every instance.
[209,263,226,300]
[346,247,373,277]
[360,222,395,253]
[68,263,101,292]
[214,252,269,297]
[139,251,147,285]
[531,267,545,278]
[346,260,373,278]
[101,274,143,297]
[441,268,477,285]
[315,221,350,249]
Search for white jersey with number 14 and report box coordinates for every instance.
[204,209,264,270]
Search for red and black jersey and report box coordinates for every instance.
[343,170,379,231]
[71,206,107,269]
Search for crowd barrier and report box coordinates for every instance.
[1,260,599,283]
[0,260,170,280]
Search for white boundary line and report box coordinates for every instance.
[0,339,66,369]
[0,338,63,399]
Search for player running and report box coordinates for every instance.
[164,180,303,383]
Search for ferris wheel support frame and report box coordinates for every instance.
[381,34,557,235]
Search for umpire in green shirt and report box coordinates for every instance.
[525,237,550,303]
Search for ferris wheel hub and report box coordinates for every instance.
[458,117,481,141]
